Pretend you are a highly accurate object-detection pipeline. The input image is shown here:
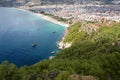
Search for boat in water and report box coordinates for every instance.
[32,43,37,47]
[51,51,56,54]
[53,31,56,34]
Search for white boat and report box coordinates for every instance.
[32,43,37,47]
[51,51,56,54]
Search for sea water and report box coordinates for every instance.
[0,7,65,66]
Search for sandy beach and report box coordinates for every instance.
[34,13,70,27]
[15,8,69,27]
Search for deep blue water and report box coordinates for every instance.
[0,7,65,67]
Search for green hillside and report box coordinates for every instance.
[0,22,120,80]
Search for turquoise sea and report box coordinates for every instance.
[0,7,65,66]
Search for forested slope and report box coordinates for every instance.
[0,22,120,80]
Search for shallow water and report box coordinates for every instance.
[0,7,65,66]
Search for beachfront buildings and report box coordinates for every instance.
[28,4,120,23]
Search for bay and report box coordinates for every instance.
[0,7,65,66]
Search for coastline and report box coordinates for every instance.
[34,13,70,27]
[30,10,70,49]
[14,8,69,27]
[13,7,70,49]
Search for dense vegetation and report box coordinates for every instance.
[0,22,120,80]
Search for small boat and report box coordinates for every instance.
[51,51,56,54]
[53,31,56,34]
[32,43,37,47]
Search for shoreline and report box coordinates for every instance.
[11,7,69,49]
[34,13,70,27]
[14,7,70,27]
[16,8,70,48]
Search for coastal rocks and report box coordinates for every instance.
[58,29,72,49]
[58,41,72,49]
[49,56,55,60]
